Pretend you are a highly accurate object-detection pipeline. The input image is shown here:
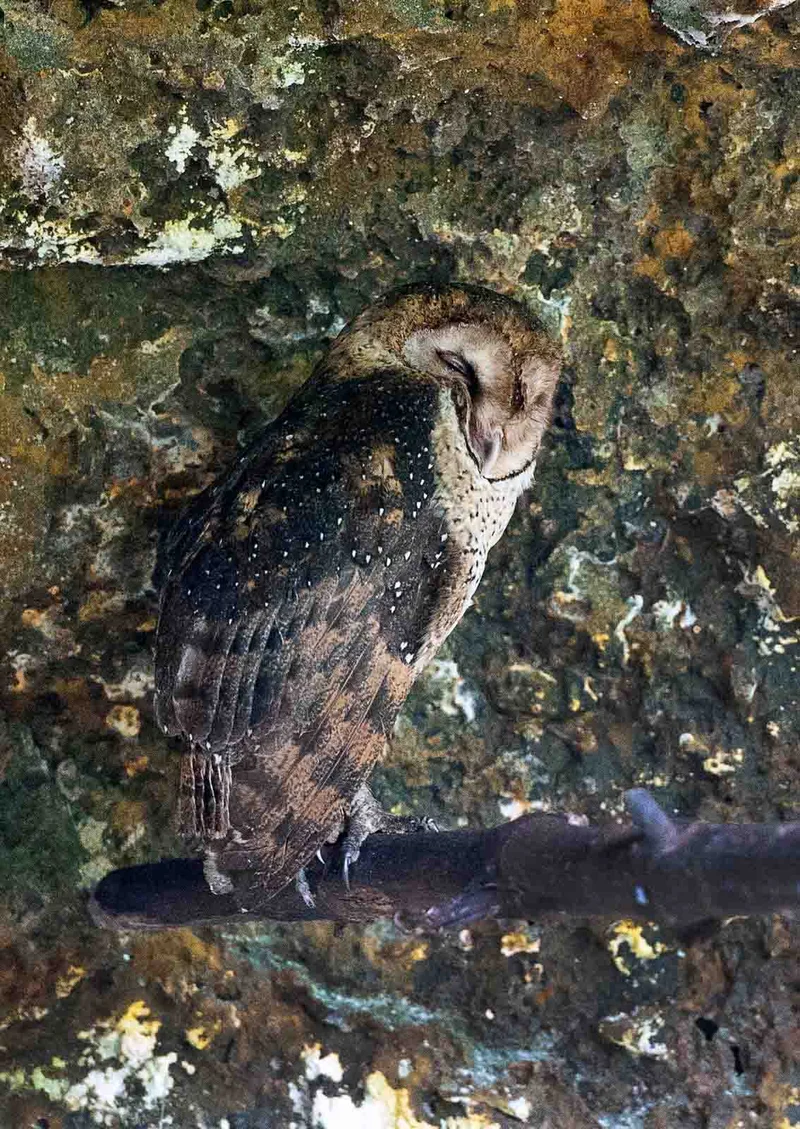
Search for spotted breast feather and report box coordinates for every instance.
[154,371,458,896]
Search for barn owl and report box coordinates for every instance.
[154,283,561,901]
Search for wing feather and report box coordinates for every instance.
[170,620,240,743]
[154,371,462,893]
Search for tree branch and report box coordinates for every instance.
[90,791,800,931]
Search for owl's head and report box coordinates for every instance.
[329,283,562,482]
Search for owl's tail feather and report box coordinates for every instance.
[180,750,232,840]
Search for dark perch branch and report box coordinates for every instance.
[91,791,800,931]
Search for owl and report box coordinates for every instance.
[154,283,561,901]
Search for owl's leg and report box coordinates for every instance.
[295,867,316,909]
[341,784,438,889]
[203,851,234,895]
[205,846,316,907]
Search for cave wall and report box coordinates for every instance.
[1,0,799,1125]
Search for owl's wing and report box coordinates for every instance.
[154,382,455,892]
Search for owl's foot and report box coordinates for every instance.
[341,785,438,890]
[295,867,316,909]
[203,852,234,896]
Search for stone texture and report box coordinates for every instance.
[0,0,799,1125]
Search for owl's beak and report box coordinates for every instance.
[467,419,503,478]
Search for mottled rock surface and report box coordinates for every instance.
[1,0,799,1125]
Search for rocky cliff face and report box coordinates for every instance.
[1,1,799,1125]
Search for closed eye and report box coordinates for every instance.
[437,350,479,396]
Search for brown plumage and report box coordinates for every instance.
[154,283,561,898]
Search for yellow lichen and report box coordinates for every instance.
[607,921,669,976]
[354,1072,499,1129]
[105,704,141,738]
[184,1023,219,1051]
[702,747,744,776]
[301,1043,345,1082]
[112,999,161,1042]
[55,965,86,1000]
[123,755,150,779]
[500,929,541,957]
[599,1009,669,1059]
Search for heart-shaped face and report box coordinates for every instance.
[325,283,562,482]
[401,318,560,480]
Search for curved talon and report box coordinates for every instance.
[343,851,356,892]
[624,788,678,852]
[339,786,439,894]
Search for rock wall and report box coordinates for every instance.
[1,0,799,1125]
